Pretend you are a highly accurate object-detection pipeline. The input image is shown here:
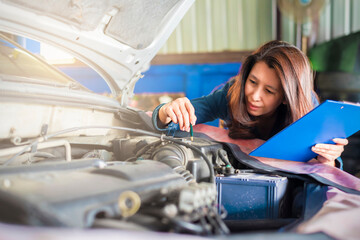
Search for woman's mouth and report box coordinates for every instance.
[248,102,260,111]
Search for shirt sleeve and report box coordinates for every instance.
[335,157,343,170]
[190,81,232,124]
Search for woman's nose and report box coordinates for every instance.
[251,88,261,101]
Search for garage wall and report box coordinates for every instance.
[317,0,360,43]
[159,0,360,54]
[159,0,275,53]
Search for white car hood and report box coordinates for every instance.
[0,0,194,105]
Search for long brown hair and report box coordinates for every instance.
[227,40,318,139]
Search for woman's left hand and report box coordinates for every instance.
[311,138,349,166]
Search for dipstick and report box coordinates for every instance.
[190,124,193,141]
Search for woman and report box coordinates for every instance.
[152,40,348,166]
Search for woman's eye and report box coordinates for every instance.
[266,89,274,94]
[249,79,256,84]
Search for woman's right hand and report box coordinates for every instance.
[158,97,197,132]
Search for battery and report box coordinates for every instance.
[216,171,288,220]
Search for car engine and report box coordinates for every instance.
[0,110,234,235]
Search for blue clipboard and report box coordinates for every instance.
[250,100,360,162]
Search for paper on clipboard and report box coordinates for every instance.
[250,100,360,162]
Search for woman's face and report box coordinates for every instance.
[244,61,285,117]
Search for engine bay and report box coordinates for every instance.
[0,125,228,234]
[0,111,303,236]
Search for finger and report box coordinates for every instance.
[313,143,344,153]
[312,146,344,156]
[172,104,184,130]
[165,105,178,124]
[312,146,340,160]
[332,138,349,146]
[184,101,196,125]
[311,147,343,158]
[179,102,190,131]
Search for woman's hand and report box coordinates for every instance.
[158,97,197,132]
[311,138,349,166]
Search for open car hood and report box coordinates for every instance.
[0,0,194,105]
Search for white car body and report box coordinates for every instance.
[0,0,194,140]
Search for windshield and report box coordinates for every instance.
[0,34,88,90]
